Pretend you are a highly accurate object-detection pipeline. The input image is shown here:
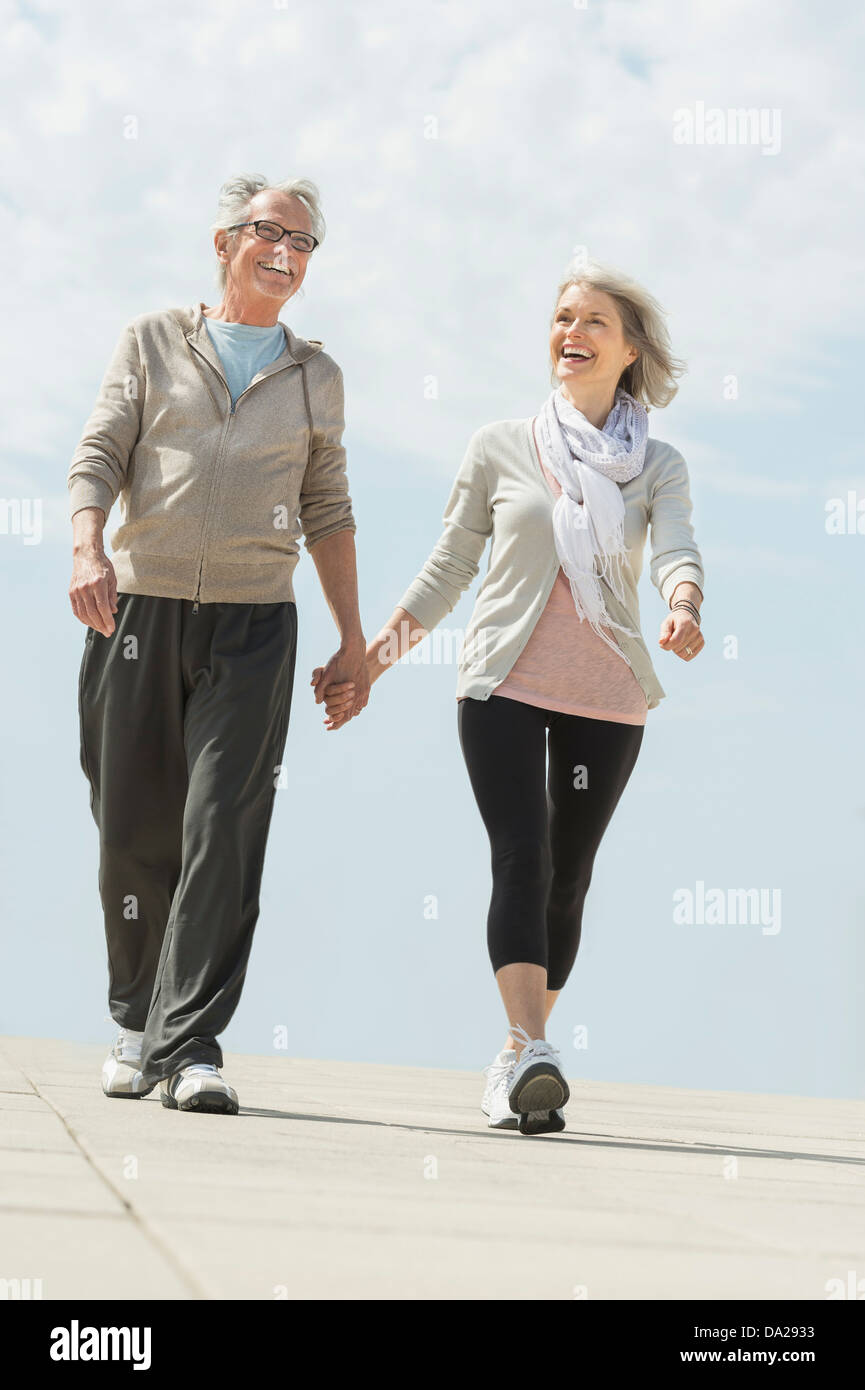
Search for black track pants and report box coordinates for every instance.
[77,592,297,1085]
[457,694,644,992]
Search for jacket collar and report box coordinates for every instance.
[182,301,324,374]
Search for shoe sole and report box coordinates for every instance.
[519,1109,566,1136]
[509,1062,570,1116]
[160,1089,239,1115]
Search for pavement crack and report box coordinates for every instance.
[23,1073,207,1301]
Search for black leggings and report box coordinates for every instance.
[457,694,644,992]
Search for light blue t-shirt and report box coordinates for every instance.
[203,315,286,407]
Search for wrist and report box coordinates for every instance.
[670,599,701,626]
[669,581,702,608]
[338,632,365,658]
[365,647,385,681]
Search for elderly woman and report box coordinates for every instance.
[69,174,368,1114]
[319,260,704,1136]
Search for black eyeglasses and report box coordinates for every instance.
[229,220,319,253]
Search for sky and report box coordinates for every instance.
[1,0,863,1099]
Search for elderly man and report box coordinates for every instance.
[69,174,369,1114]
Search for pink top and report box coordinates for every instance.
[460,420,648,726]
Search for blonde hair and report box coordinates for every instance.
[549,258,685,409]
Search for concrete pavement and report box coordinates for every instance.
[1,1036,863,1300]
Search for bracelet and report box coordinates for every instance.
[671,599,701,625]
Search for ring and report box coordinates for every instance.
[685,646,693,656]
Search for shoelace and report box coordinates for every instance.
[482,1057,515,1092]
[511,1024,562,1066]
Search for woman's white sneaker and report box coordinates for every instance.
[101,1027,151,1098]
[481,1048,518,1129]
[507,1025,569,1134]
[159,1064,238,1115]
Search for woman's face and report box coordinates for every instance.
[550,284,637,396]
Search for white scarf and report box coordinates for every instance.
[535,385,649,661]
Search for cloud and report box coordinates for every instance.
[1,0,861,495]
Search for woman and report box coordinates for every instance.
[318,260,704,1135]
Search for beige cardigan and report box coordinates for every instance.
[67,302,356,605]
[396,418,704,710]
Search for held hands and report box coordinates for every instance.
[310,641,373,731]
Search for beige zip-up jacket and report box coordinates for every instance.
[67,302,356,605]
[396,418,704,710]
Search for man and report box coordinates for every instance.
[69,174,369,1114]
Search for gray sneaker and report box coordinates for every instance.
[507,1025,569,1135]
[102,1027,152,1099]
[159,1064,239,1115]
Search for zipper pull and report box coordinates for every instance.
[192,598,199,615]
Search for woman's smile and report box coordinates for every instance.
[560,343,596,367]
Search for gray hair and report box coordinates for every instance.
[549,258,685,409]
[210,174,327,293]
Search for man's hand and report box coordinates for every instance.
[310,642,370,731]
[70,508,118,636]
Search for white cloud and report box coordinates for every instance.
[1,0,861,492]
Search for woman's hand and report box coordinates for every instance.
[658,608,704,661]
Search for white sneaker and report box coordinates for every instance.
[102,1027,152,1098]
[159,1064,238,1115]
[481,1048,518,1129]
[507,1025,569,1135]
